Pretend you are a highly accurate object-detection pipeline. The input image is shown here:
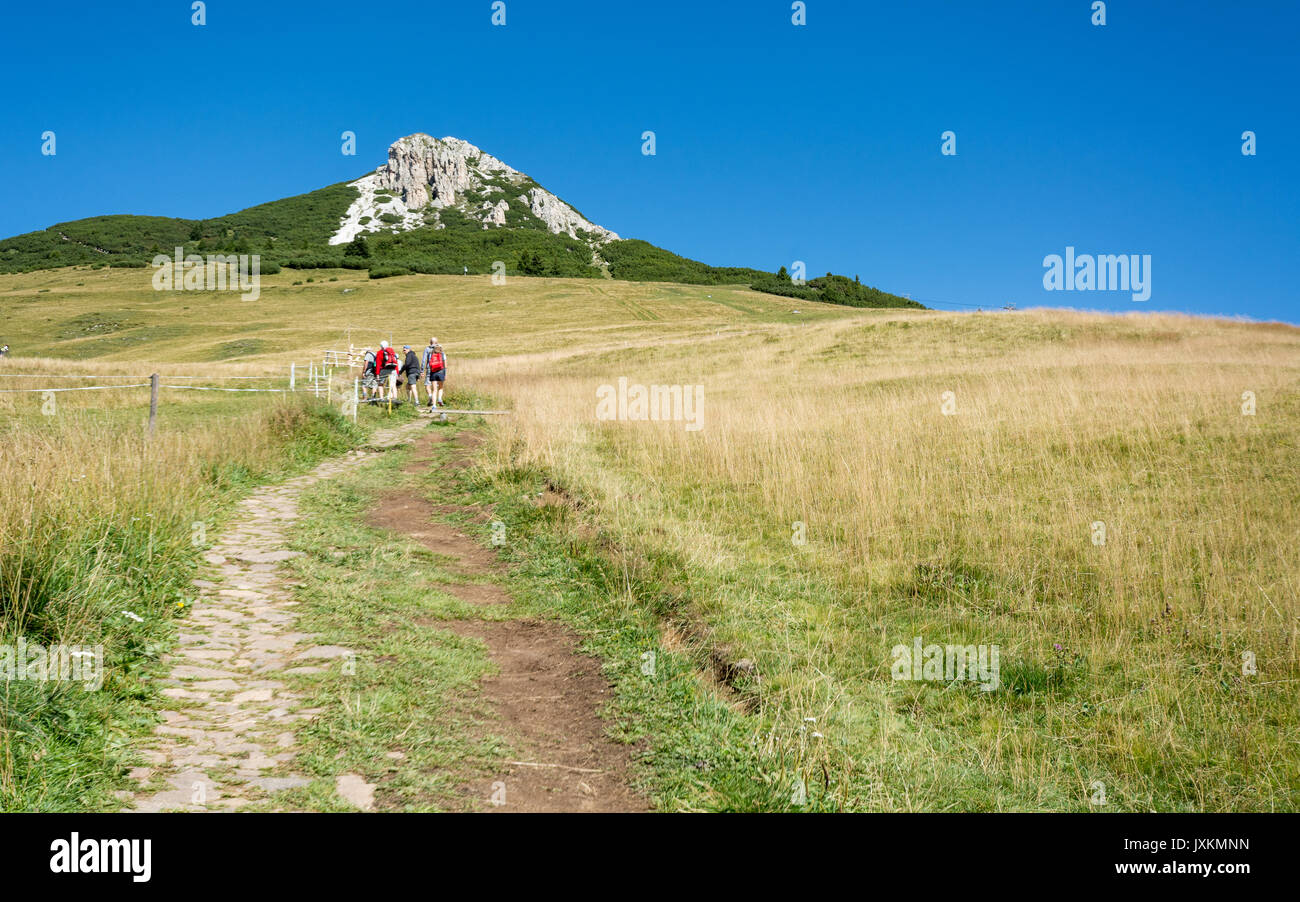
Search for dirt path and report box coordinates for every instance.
[126,420,430,812]
[373,430,649,812]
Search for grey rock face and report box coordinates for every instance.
[330,133,619,246]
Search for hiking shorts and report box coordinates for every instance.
[427,369,445,383]
[362,372,378,388]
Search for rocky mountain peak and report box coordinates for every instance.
[329,134,618,246]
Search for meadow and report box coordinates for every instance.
[2,264,1296,810]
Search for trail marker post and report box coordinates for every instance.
[290,363,296,392]
[148,373,159,435]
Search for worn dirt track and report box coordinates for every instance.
[375,430,648,812]
[125,421,644,812]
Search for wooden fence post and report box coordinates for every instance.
[149,373,159,435]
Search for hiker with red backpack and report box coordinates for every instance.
[376,340,400,400]
[423,337,447,408]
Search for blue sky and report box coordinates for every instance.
[1,0,1296,321]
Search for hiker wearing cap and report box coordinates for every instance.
[376,340,399,400]
[400,345,422,404]
[423,337,446,408]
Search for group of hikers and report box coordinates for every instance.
[360,338,448,407]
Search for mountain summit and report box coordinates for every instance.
[0,134,919,310]
[330,134,619,248]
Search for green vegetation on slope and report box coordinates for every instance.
[601,241,921,307]
[601,238,769,284]
[751,270,925,309]
[0,183,921,308]
[336,206,603,280]
[0,182,361,275]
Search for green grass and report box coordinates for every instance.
[0,398,378,811]
[268,425,506,811]
[274,418,806,811]
[454,456,826,810]
[2,263,1293,811]
[0,182,360,275]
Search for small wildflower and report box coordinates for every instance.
[122,611,143,622]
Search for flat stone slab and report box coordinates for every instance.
[252,775,312,792]
[336,774,376,811]
[124,420,430,814]
[232,688,275,703]
[296,645,353,660]
[234,550,305,563]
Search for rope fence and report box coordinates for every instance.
[1,370,509,432]
[159,385,289,393]
[0,374,279,380]
[0,383,152,393]
[0,374,151,381]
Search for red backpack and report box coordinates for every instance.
[428,349,444,371]
[379,347,398,369]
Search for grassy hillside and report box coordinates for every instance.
[0,183,360,274]
[0,185,920,308]
[2,267,1295,810]
[0,266,851,363]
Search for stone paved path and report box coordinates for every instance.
[126,420,429,812]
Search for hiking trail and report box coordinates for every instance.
[126,420,646,812]
[370,429,648,812]
[126,420,427,811]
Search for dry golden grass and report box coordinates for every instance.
[467,308,1300,809]
[2,265,1296,808]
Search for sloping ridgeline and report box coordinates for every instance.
[0,188,922,309]
[602,240,924,309]
[0,182,361,274]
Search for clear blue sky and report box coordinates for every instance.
[2,0,1296,321]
